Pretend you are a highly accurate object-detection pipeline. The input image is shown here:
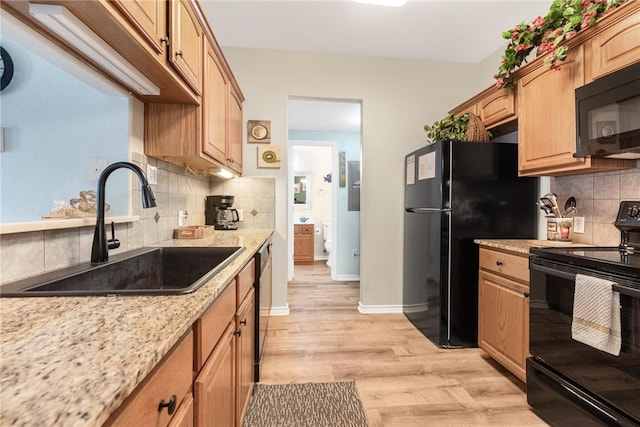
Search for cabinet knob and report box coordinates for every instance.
[524,292,530,298]
[176,50,183,57]
[496,260,503,266]
[240,319,247,326]
[160,37,169,47]
[158,394,177,415]
[234,330,241,337]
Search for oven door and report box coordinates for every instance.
[529,257,640,421]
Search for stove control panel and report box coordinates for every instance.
[615,201,640,231]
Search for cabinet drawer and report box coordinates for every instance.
[294,224,314,234]
[195,281,237,369]
[479,248,529,283]
[106,331,194,427]
[236,258,255,307]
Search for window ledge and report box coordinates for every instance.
[0,215,140,235]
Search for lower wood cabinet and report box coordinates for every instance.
[294,224,314,265]
[105,331,194,427]
[169,394,194,427]
[478,247,530,382]
[194,322,236,427]
[236,288,255,426]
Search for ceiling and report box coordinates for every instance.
[199,0,553,132]
[200,0,552,63]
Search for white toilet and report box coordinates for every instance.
[323,222,333,267]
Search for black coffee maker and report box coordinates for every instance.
[206,195,239,230]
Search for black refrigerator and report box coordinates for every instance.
[403,140,538,348]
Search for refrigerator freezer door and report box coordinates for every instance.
[403,209,449,346]
[404,142,450,210]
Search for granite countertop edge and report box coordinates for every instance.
[0,228,273,427]
[474,238,593,255]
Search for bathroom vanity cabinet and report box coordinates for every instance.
[294,224,314,265]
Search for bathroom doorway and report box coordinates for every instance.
[287,97,362,284]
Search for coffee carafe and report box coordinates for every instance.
[206,195,239,230]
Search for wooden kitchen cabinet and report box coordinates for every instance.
[112,0,167,56]
[168,394,194,427]
[478,248,529,382]
[235,288,256,426]
[105,331,194,427]
[145,33,244,175]
[584,1,640,82]
[170,0,203,95]
[517,46,634,176]
[449,85,515,130]
[194,322,236,427]
[294,224,314,265]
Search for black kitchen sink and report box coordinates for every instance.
[0,246,245,297]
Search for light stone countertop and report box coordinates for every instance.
[474,239,592,255]
[0,228,273,427]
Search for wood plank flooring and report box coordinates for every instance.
[260,262,547,426]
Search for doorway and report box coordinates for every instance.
[287,97,362,285]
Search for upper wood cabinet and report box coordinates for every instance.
[170,0,203,95]
[584,0,640,82]
[112,0,168,55]
[203,38,229,165]
[449,85,515,130]
[228,86,244,175]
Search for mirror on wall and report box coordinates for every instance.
[293,173,311,210]
[0,12,131,224]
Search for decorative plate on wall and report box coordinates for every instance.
[248,120,271,143]
[258,145,281,168]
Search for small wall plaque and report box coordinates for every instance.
[258,145,281,168]
[248,120,271,143]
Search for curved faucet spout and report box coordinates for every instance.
[91,162,157,263]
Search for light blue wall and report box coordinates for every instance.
[0,38,129,222]
[289,130,361,278]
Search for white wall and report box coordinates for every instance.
[224,47,491,312]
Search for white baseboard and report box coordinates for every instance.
[335,274,360,281]
[314,255,329,261]
[270,304,290,316]
[358,302,404,314]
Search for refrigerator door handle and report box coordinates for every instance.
[405,208,451,213]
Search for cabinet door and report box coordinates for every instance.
[194,322,236,427]
[203,38,228,164]
[478,270,528,382]
[586,4,640,81]
[293,228,314,265]
[479,88,515,128]
[227,86,243,174]
[170,0,203,95]
[236,288,255,426]
[517,47,587,175]
[113,0,167,55]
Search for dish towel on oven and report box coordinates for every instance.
[571,274,621,356]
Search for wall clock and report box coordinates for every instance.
[1,46,15,92]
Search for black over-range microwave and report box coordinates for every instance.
[575,61,640,159]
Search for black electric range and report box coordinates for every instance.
[527,201,640,427]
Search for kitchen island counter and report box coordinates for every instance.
[0,228,273,427]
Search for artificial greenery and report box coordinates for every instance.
[424,113,469,143]
[494,0,628,89]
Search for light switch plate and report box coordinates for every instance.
[574,216,585,234]
[146,164,158,185]
[88,158,106,181]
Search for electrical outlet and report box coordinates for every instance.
[574,216,585,234]
[178,210,185,227]
[146,164,158,185]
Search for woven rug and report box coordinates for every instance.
[243,381,369,427]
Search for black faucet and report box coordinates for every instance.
[91,162,157,263]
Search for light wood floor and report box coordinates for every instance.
[260,262,547,426]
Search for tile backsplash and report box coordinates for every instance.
[210,177,276,230]
[550,165,640,246]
